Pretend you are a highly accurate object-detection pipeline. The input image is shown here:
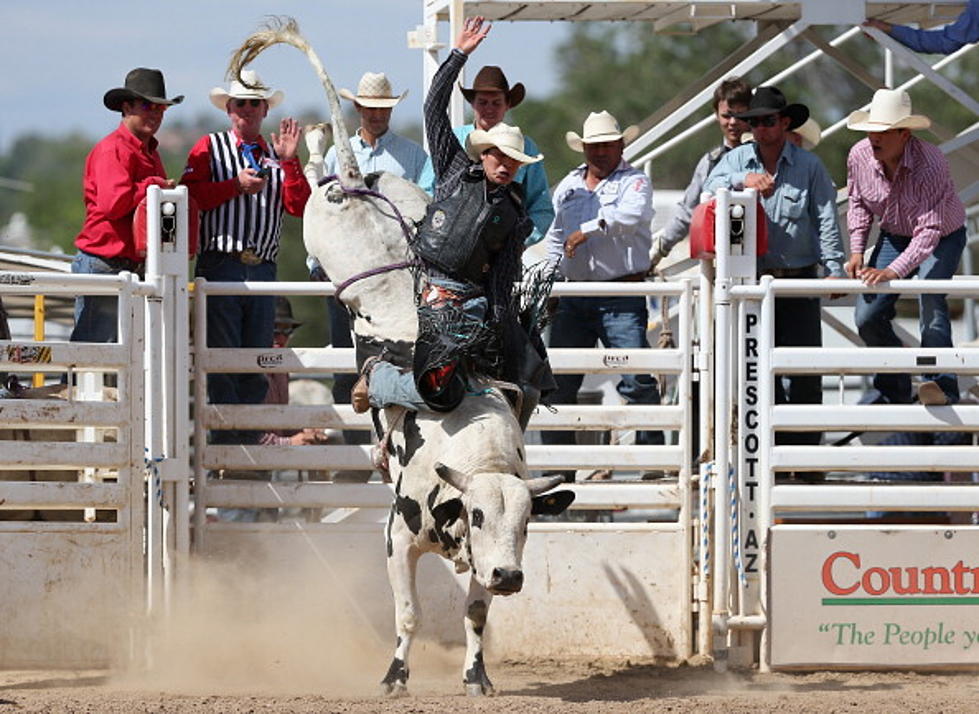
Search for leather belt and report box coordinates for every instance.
[611,271,647,282]
[762,265,817,279]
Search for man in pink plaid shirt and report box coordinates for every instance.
[845,89,966,406]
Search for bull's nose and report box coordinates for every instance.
[489,567,523,593]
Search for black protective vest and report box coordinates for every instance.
[413,165,528,285]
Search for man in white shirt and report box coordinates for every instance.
[543,111,662,481]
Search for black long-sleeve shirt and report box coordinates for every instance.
[424,49,473,202]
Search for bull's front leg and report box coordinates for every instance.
[381,518,420,696]
[462,577,495,696]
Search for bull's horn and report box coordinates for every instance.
[525,474,566,496]
[434,462,471,494]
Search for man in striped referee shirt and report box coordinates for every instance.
[182,70,310,443]
[845,89,967,406]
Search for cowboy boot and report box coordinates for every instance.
[351,356,379,414]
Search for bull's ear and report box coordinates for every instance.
[435,462,471,493]
[525,474,566,496]
[531,490,576,516]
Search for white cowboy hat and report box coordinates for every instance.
[793,117,822,150]
[566,111,639,152]
[846,89,931,132]
[466,123,543,164]
[209,69,284,111]
[339,72,406,108]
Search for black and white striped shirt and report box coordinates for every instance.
[199,131,286,263]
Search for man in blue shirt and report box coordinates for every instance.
[444,65,554,245]
[704,86,845,454]
[306,72,434,473]
[865,1,978,54]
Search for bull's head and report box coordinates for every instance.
[435,463,575,596]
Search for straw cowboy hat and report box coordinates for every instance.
[339,72,407,108]
[846,88,931,132]
[734,86,809,130]
[104,68,183,111]
[460,65,525,108]
[565,111,639,152]
[209,69,284,111]
[466,123,542,164]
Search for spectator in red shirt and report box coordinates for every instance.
[181,70,309,444]
[70,68,182,343]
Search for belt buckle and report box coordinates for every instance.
[239,248,262,266]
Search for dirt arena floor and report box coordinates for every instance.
[2,660,978,713]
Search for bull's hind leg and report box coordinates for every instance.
[463,577,495,696]
[381,526,421,696]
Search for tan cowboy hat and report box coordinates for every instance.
[209,69,284,111]
[793,118,822,150]
[566,111,639,152]
[466,123,542,164]
[339,72,407,108]
[846,89,931,132]
[460,66,525,108]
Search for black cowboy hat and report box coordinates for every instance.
[733,86,809,130]
[274,296,302,328]
[460,66,525,109]
[103,68,184,111]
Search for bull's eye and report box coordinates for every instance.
[471,508,484,528]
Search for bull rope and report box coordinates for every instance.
[316,174,420,301]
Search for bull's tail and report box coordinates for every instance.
[227,16,363,188]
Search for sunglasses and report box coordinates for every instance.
[134,100,167,112]
[747,115,780,128]
[234,98,265,108]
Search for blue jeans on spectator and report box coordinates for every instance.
[854,227,966,405]
[541,295,663,456]
[196,251,276,444]
[69,251,142,344]
[773,270,823,447]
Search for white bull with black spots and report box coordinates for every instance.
[229,18,574,697]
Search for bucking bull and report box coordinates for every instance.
[229,18,573,696]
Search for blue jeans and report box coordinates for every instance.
[541,295,662,449]
[196,252,276,444]
[69,251,142,343]
[368,278,487,412]
[854,227,966,405]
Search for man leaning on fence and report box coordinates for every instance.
[70,68,182,344]
[181,70,310,443]
[844,89,967,407]
[543,110,663,482]
[704,86,846,455]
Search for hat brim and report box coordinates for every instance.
[845,110,931,132]
[460,82,525,109]
[734,103,809,130]
[104,88,184,112]
[565,125,639,153]
[339,87,407,108]
[465,134,542,164]
[209,87,284,112]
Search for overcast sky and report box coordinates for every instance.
[1,0,567,150]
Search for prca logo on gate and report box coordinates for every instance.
[257,353,283,368]
[603,354,629,368]
[821,550,979,604]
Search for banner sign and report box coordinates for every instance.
[771,525,979,667]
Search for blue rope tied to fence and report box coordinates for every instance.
[700,462,712,577]
[144,449,165,509]
[729,464,748,589]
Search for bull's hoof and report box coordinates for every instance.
[380,681,408,697]
[465,682,495,697]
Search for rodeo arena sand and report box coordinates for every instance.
[4,1,979,712]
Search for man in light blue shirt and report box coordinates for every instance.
[542,111,662,480]
[704,86,845,456]
[439,65,553,245]
[307,72,433,471]
[865,1,978,54]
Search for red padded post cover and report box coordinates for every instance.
[689,198,768,259]
[132,196,199,259]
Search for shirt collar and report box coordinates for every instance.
[115,122,158,154]
[573,158,630,184]
[355,128,393,150]
[232,130,269,152]
[748,139,795,169]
